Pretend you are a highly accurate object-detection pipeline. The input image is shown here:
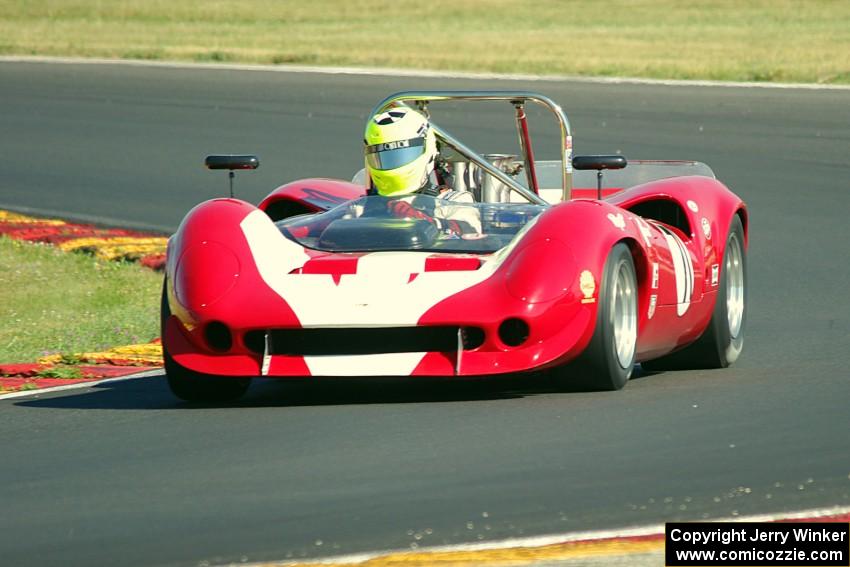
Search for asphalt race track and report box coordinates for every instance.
[1,61,849,567]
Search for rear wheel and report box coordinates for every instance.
[643,214,746,370]
[160,279,251,402]
[553,243,637,391]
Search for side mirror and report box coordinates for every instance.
[572,155,627,171]
[204,154,260,171]
[572,155,627,199]
[204,155,259,198]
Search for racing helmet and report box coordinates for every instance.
[364,107,437,197]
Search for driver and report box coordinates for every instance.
[364,107,481,234]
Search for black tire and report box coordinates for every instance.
[553,243,638,391]
[643,214,746,370]
[160,279,251,402]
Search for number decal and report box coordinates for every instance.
[658,225,694,316]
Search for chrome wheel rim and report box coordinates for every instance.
[726,232,745,339]
[611,260,638,368]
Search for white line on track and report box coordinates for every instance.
[3,55,849,91]
[0,368,161,401]
[251,505,850,566]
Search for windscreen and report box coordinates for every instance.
[276,195,545,254]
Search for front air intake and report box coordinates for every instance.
[244,327,483,356]
[205,321,233,352]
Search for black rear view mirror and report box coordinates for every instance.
[205,154,260,171]
[572,155,627,171]
[204,154,260,198]
[572,155,627,199]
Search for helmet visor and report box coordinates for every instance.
[365,137,426,171]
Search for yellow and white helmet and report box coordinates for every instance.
[364,107,437,197]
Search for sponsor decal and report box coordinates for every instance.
[579,270,596,304]
[711,263,720,287]
[651,262,660,289]
[687,200,699,213]
[648,294,657,319]
[701,217,712,239]
[658,225,694,316]
[607,213,626,230]
[564,136,573,173]
[369,139,415,151]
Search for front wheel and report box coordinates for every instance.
[553,243,637,391]
[160,278,251,402]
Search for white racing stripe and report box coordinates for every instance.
[241,210,504,376]
[303,352,427,377]
[241,211,500,329]
[3,56,849,91]
[659,225,694,316]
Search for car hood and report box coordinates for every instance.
[241,210,512,327]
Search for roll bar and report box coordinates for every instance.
[368,92,573,205]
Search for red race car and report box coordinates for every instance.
[162,91,747,401]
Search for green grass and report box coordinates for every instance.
[36,366,83,379]
[0,0,848,84]
[0,237,161,364]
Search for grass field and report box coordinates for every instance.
[1,0,848,84]
[0,237,161,364]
